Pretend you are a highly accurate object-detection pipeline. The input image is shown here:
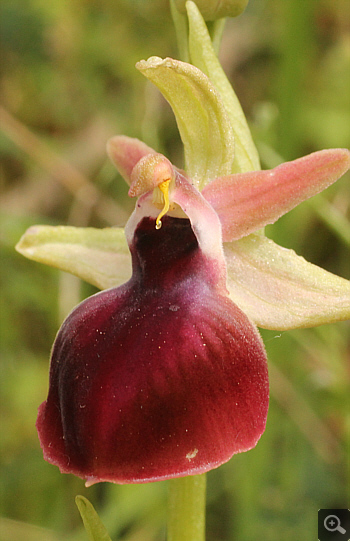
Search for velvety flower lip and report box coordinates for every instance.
[37,214,269,484]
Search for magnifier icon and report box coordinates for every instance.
[324,515,346,534]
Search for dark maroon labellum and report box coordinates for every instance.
[37,217,269,484]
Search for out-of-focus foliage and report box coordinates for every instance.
[0,0,349,540]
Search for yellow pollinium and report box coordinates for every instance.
[155,179,171,229]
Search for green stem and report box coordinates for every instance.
[207,18,226,56]
[170,0,190,62]
[167,474,206,541]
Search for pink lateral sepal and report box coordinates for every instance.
[202,149,350,242]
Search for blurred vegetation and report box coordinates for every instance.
[0,0,349,540]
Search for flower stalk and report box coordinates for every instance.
[168,474,207,541]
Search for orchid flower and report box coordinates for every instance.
[16,54,350,487]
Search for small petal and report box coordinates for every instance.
[136,56,235,188]
[37,217,268,484]
[15,225,131,290]
[107,136,157,185]
[225,234,350,330]
[203,149,350,241]
[187,0,260,173]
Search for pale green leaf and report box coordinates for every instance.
[225,234,350,330]
[15,225,131,290]
[136,56,235,189]
[187,0,260,173]
[76,496,113,541]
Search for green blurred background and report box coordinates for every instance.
[1,0,349,540]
